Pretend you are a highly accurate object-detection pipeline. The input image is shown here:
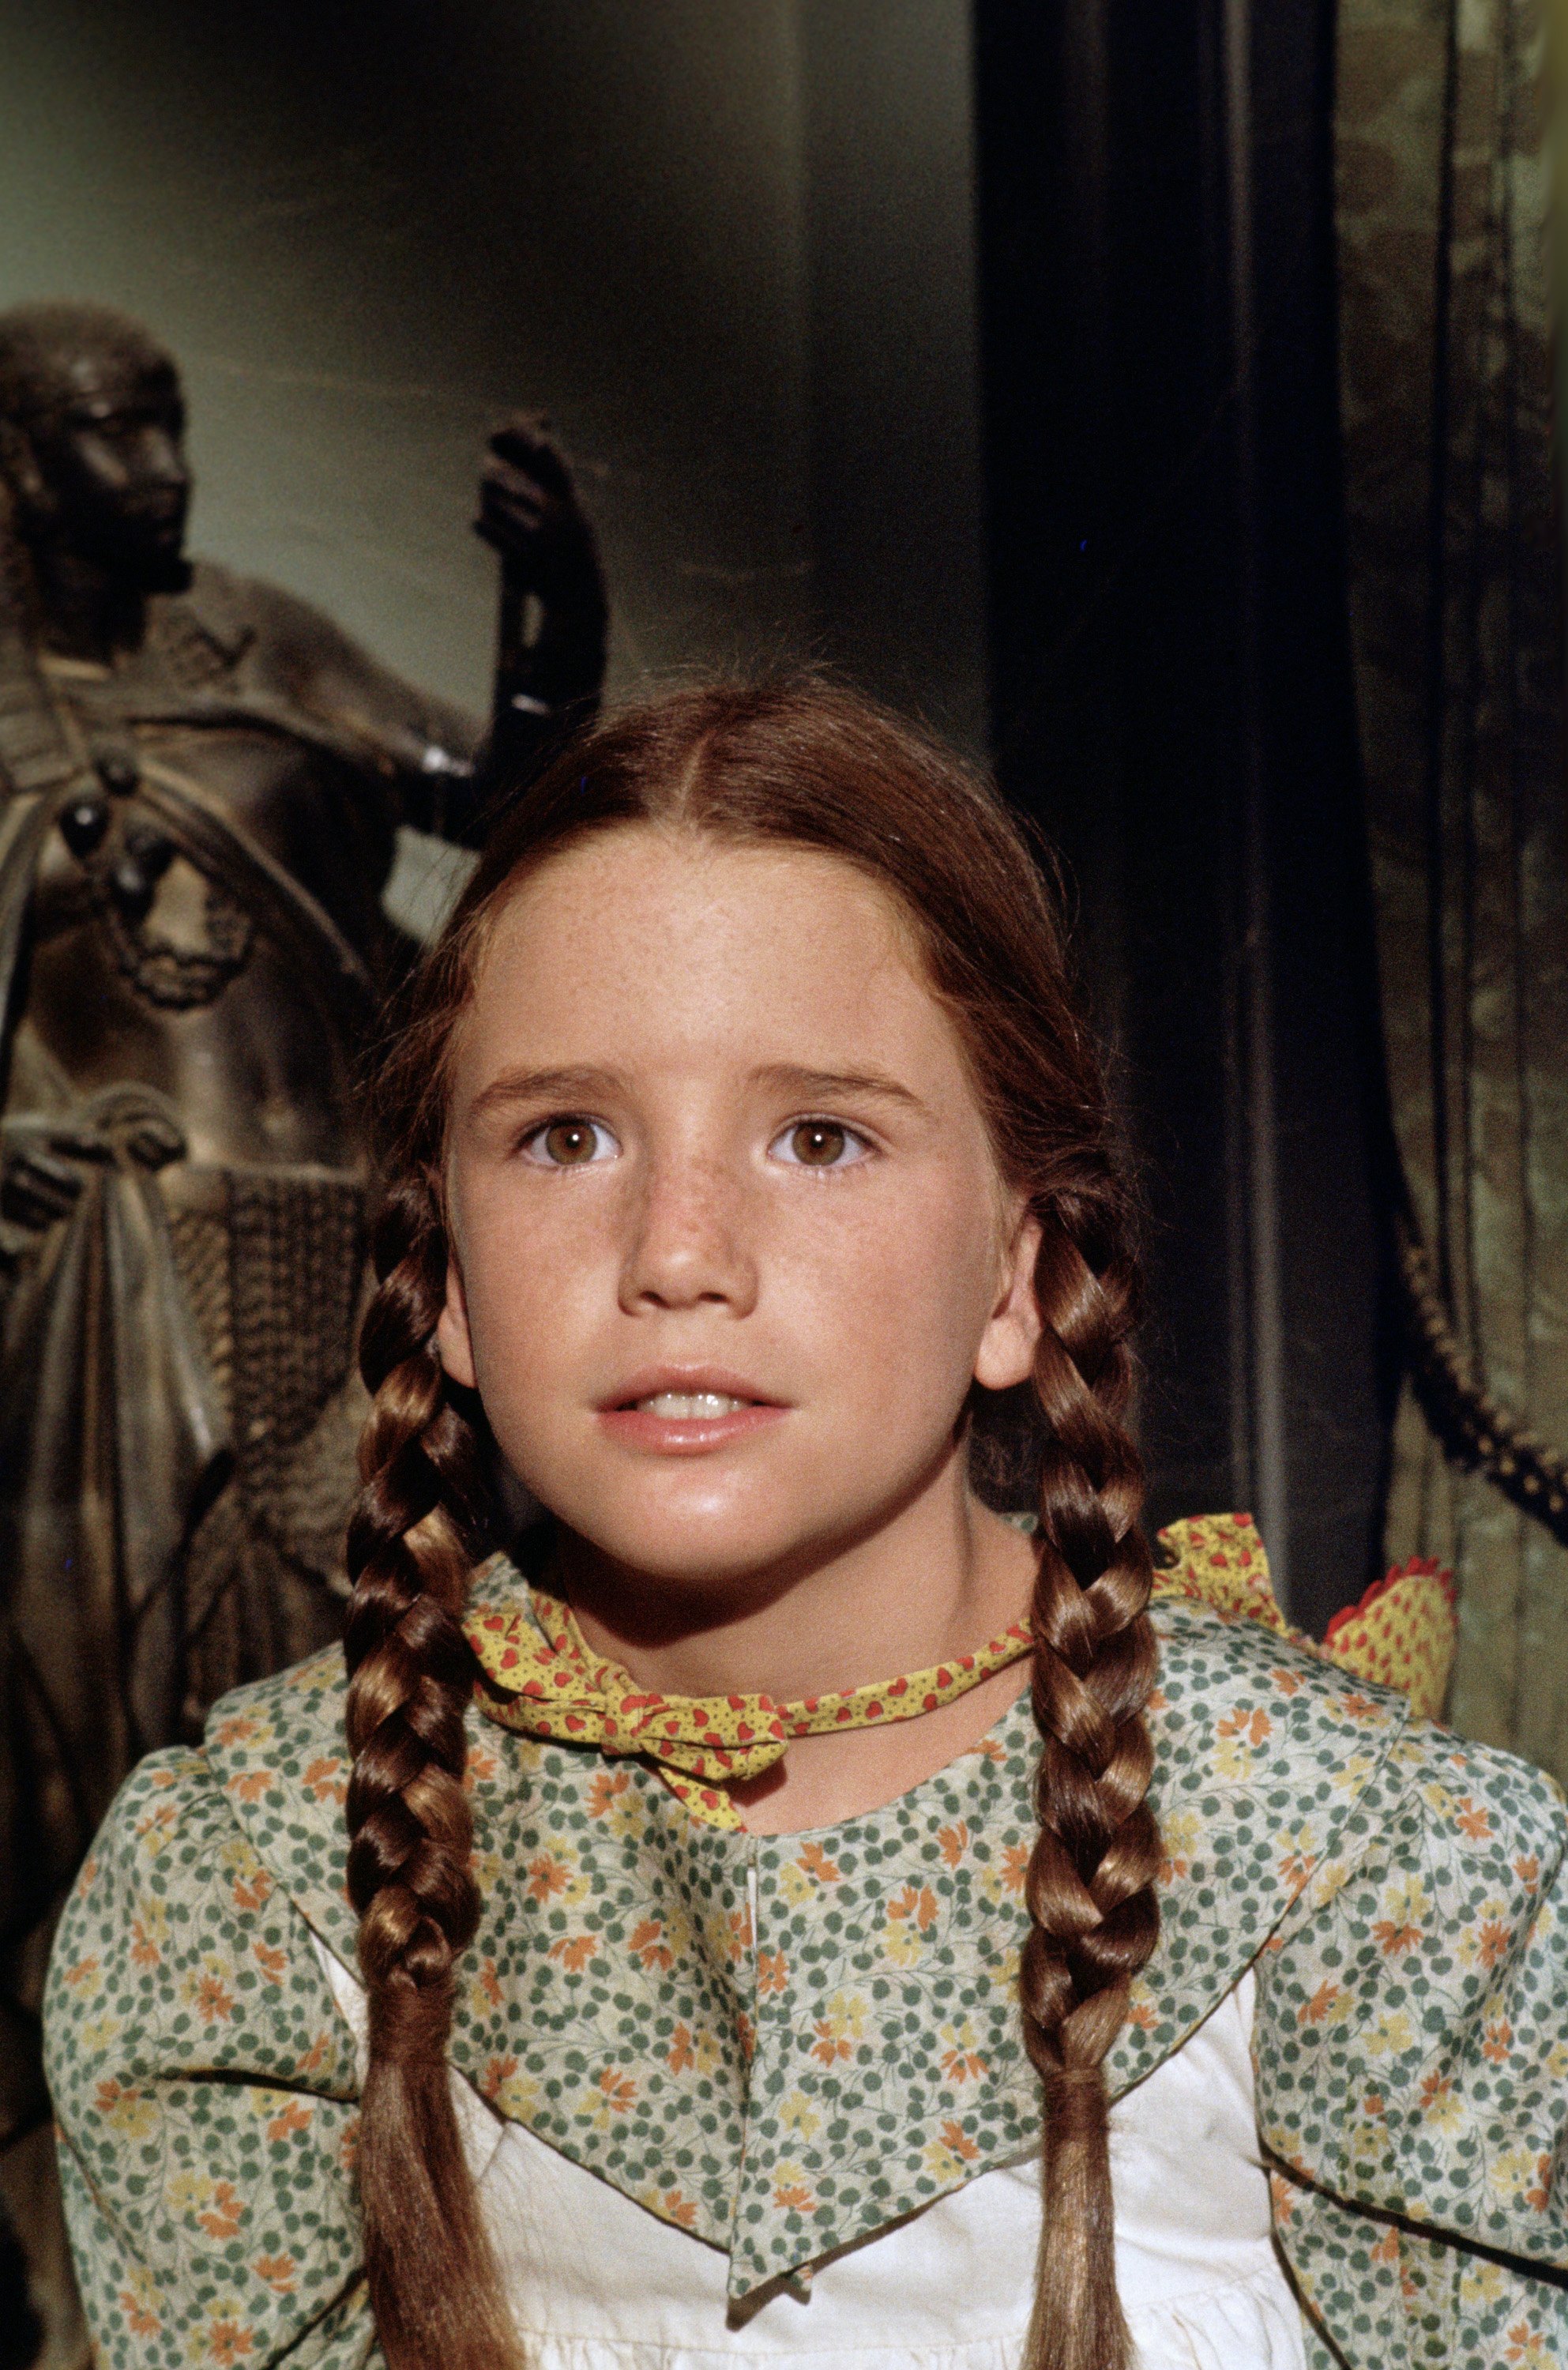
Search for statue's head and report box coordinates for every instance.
[0,302,190,592]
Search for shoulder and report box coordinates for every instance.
[180,557,356,662]
[199,1645,361,1957]
[183,558,482,757]
[1149,1591,1410,1786]
[1105,1601,1412,2082]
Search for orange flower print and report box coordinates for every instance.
[1456,1796,1495,1843]
[810,1992,867,2066]
[923,2116,981,2179]
[630,1917,674,1972]
[588,1768,632,1819]
[118,2288,160,2337]
[196,2182,246,2240]
[667,2022,696,2075]
[253,1942,288,1987]
[1371,1876,1427,1959]
[129,1918,162,1969]
[1513,1853,1541,1892]
[938,1821,970,1868]
[266,2098,312,2146]
[1369,2227,1400,2268]
[1000,1842,1029,1897]
[1339,1694,1381,1724]
[1483,2018,1513,2066]
[795,1839,841,1886]
[301,1756,345,1805]
[195,1971,235,2026]
[548,1933,599,1973]
[1298,1981,1342,2026]
[526,1851,573,1902]
[481,2054,519,2101]
[1418,2071,1461,2134]
[651,2188,699,2231]
[208,2319,255,2367]
[889,1883,938,1933]
[1476,1920,1513,1970]
[230,1770,275,1804]
[252,2255,297,2296]
[938,2020,987,2083]
[477,1957,503,2009]
[589,2068,637,2118]
[230,1868,272,1915]
[1269,1665,1305,1697]
[295,2030,332,2078]
[757,1949,789,1996]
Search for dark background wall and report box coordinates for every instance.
[0,2,987,737]
[973,0,1393,1633]
[0,0,1393,1629]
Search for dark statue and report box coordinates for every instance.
[0,302,607,2363]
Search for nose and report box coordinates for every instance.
[135,426,189,501]
[618,1148,758,1318]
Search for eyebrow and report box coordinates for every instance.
[753,1064,931,1117]
[465,1064,629,1122]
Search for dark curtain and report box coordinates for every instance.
[1337,0,1568,1775]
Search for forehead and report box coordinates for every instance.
[26,344,180,422]
[459,827,962,1082]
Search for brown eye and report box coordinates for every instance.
[781,1120,859,1168]
[533,1119,609,1166]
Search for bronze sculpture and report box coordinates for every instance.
[0,302,606,2361]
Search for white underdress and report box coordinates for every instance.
[317,1943,1307,2370]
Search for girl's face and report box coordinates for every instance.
[438,826,1041,1595]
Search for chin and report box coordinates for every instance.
[559,1469,871,1597]
[136,547,194,596]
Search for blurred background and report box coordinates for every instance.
[2,0,1566,1746]
[0,5,1566,2353]
[1,0,1565,1772]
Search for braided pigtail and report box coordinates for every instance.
[342,676,1176,2362]
[1019,1211,1161,2370]
[343,1172,521,2370]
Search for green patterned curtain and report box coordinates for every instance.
[1337,0,1568,1775]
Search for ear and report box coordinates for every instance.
[0,418,55,525]
[973,1206,1043,1392]
[434,1243,479,1390]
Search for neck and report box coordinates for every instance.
[26,539,148,664]
[557,1450,1036,1706]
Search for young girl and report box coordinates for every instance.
[46,684,1568,2370]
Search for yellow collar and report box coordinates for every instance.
[466,1567,1032,1830]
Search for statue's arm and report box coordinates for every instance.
[476,416,608,806]
[229,575,487,840]
[235,412,607,847]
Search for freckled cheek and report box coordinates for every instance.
[453,1176,620,1390]
[776,1186,995,1400]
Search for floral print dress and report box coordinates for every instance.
[43,1553,1568,2368]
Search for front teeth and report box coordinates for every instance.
[637,1392,748,1419]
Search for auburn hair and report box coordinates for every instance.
[344,679,1161,2370]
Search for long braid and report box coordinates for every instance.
[339,677,1176,2361]
[343,1172,521,2370]
[1019,1214,1161,2370]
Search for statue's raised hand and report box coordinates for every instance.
[476,415,605,623]
[475,416,607,745]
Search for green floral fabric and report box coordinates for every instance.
[43,1561,1568,2367]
